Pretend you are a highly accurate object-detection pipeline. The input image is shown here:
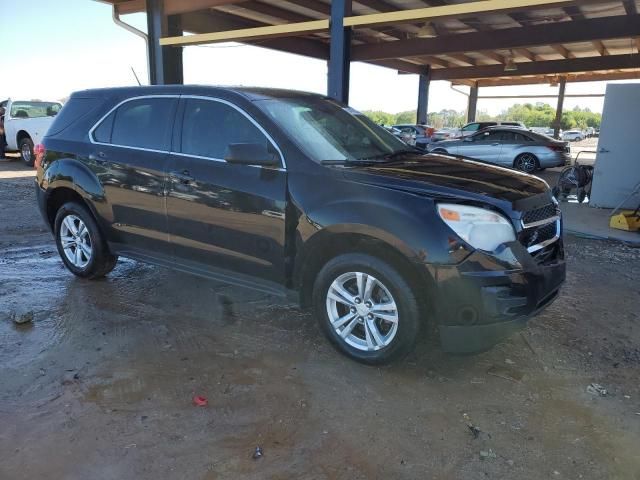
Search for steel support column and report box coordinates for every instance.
[417,66,431,125]
[553,77,567,139]
[328,0,352,103]
[146,0,165,85]
[467,82,479,122]
[146,0,183,85]
[164,14,184,84]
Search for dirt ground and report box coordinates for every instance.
[1,159,639,480]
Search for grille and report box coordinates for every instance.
[522,222,557,248]
[522,204,557,226]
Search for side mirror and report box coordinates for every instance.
[224,143,280,167]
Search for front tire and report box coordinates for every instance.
[19,137,34,166]
[514,153,539,173]
[54,201,118,279]
[313,253,421,365]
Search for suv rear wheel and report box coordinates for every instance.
[54,201,118,279]
[313,253,421,365]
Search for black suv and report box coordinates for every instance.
[36,86,565,364]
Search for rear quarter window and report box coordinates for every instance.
[47,97,103,136]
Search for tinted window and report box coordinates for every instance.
[105,98,176,150]
[462,123,480,132]
[502,132,532,143]
[93,111,115,143]
[474,131,503,142]
[181,99,269,160]
[48,97,102,136]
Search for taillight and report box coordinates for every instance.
[34,144,46,169]
[547,145,565,152]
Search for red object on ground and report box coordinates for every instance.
[192,395,208,406]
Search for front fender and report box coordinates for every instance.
[296,184,465,267]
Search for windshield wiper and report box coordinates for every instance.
[320,159,383,166]
[360,148,421,162]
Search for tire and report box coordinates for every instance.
[313,253,421,365]
[513,153,539,173]
[54,201,118,279]
[19,137,34,166]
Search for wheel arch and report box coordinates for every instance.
[42,158,107,230]
[295,228,435,310]
[16,130,31,145]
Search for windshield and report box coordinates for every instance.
[254,97,410,163]
[10,101,62,119]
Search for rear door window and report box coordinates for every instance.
[180,98,270,160]
[93,97,177,150]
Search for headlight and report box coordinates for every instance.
[437,203,516,251]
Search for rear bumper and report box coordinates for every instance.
[430,239,565,354]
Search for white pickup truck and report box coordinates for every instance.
[1,99,63,165]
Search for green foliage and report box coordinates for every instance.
[362,102,601,130]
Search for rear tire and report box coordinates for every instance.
[54,201,118,279]
[313,253,421,365]
[19,137,34,166]
[514,153,539,173]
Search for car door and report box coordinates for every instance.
[89,96,178,255]
[457,130,504,162]
[498,131,530,166]
[166,97,288,285]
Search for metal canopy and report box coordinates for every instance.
[101,0,640,87]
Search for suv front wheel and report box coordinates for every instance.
[54,201,118,279]
[313,253,421,365]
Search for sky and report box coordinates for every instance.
[0,0,628,116]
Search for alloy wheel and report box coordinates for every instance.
[59,214,93,268]
[516,154,537,173]
[325,272,399,351]
[21,143,32,163]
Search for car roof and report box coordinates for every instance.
[69,85,328,102]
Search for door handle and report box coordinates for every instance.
[169,170,195,184]
[598,147,610,153]
[491,142,500,146]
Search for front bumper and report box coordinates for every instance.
[431,239,565,354]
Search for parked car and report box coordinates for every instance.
[431,127,458,142]
[457,121,526,137]
[36,86,565,364]
[392,124,432,144]
[426,127,570,172]
[2,98,62,165]
[561,130,585,142]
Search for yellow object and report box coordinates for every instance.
[609,211,640,232]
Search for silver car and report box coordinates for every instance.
[426,127,571,173]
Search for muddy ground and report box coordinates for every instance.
[1,159,639,480]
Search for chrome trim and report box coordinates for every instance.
[521,214,560,230]
[87,94,287,170]
[527,219,561,254]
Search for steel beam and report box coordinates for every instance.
[352,15,640,61]
[416,67,431,125]
[553,77,566,139]
[164,14,184,84]
[468,82,479,123]
[430,54,640,81]
[328,0,352,104]
[146,0,165,85]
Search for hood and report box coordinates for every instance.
[342,153,550,206]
